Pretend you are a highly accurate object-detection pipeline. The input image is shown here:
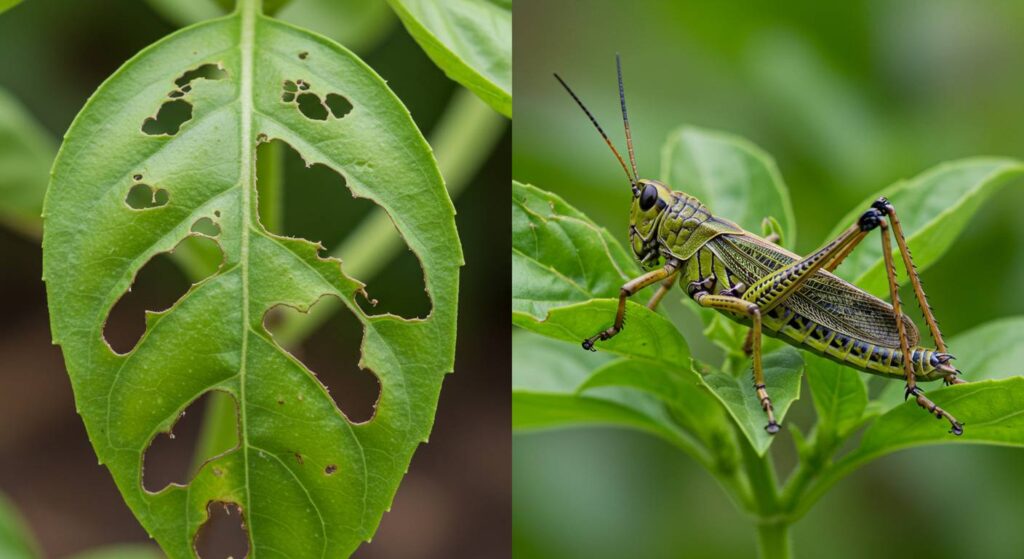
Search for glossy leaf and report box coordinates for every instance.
[829,158,1024,296]
[804,354,867,439]
[387,0,511,117]
[701,348,804,455]
[661,126,797,249]
[43,1,460,556]
[512,180,639,319]
[0,87,55,237]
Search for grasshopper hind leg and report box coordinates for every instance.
[582,261,679,351]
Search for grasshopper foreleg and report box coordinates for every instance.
[582,260,680,351]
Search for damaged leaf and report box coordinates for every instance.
[42,0,461,557]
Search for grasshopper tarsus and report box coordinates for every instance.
[765,421,781,435]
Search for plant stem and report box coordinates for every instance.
[756,519,792,559]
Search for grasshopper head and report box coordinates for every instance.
[629,179,672,268]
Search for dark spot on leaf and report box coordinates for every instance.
[142,391,239,493]
[133,173,143,181]
[195,501,249,559]
[298,51,308,60]
[296,79,310,91]
[297,93,329,121]
[125,183,169,210]
[263,297,381,424]
[104,235,223,354]
[325,464,337,475]
[294,452,304,465]
[192,217,221,237]
[142,99,193,136]
[324,93,352,119]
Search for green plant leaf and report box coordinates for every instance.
[828,158,1024,296]
[871,315,1024,414]
[0,0,22,15]
[701,348,804,455]
[67,545,165,559]
[0,493,38,559]
[511,332,703,457]
[514,299,690,365]
[147,0,395,54]
[512,180,639,320]
[579,358,738,458]
[386,0,511,117]
[804,354,867,439]
[214,0,292,15]
[660,126,797,249]
[43,1,460,556]
[0,87,56,237]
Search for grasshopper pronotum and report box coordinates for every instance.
[556,56,966,436]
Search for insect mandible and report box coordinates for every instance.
[555,56,966,436]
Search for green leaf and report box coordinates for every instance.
[214,0,292,15]
[804,354,868,439]
[513,299,690,365]
[579,359,737,457]
[0,0,22,15]
[0,493,38,559]
[511,332,703,457]
[839,378,1024,473]
[701,348,804,455]
[660,126,797,249]
[0,87,56,237]
[67,545,165,559]
[147,0,396,54]
[43,2,460,556]
[512,180,639,320]
[872,315,1024,413]
[386,0,511,117]
[829,158,1024,296]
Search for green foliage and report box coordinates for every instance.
[42,1,460,556]
[387,0,511,117]
[0,86,54,237]
[0,493,37,559]
[828,158,1024,296]
[67,546,165,559]
[512,122,1024,558]
[661,126,796,248]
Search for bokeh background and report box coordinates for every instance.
[513,1,1024,558]
[0,0,509,556]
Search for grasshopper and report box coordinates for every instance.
[555,56,966,435]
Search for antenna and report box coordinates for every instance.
[616,54,639,181]
[554,73,636,188]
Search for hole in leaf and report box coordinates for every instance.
[194,501,249,559]
[274,140,431,318]
[264,297,381,424]
[142,391,239,493]
[142,99,193,136]
[296,92,329,121]
[283,80,298,93]
[125,183,169,210]
[192,217,221,237]
[324,93,352,119]
[103,235,223,354]
[175,63,227,88]
[325,464,337,475]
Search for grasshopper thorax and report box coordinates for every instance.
[629,179,676,268]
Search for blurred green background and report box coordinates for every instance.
[0,0,508,556]
[513,1,1024,558]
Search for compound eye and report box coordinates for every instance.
[639,183,658,211]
